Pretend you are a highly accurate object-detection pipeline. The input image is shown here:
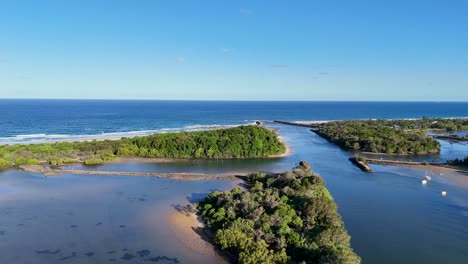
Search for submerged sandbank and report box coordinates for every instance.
[388,163,468,188]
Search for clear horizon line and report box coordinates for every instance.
[0,98,467,103]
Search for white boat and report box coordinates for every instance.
[441,191,447,196]
[421,179,427,185]
[424,170,432,181]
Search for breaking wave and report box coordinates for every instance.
[0,122,256,145]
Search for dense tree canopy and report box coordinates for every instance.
[378,117,468,132]
[0,126,286,168]
[447,156,468,167]
[314,120,443,154]
[198,162,360,264]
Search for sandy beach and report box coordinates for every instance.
[166,207,229,262]
[269,135,292,158]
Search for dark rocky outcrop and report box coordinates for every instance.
[349,156,374,172]
[299,160,311,170]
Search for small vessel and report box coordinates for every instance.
[441,191,447,196]
[421,179,427,185]
[424,170,432,181]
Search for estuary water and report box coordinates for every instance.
[0,170,235,263]
[0,100,467,263]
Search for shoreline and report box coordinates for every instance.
[0,124,249,146]
[18,164,247,182]
[359,150,440,156]
[0,125,291,171]
[270,135,292,158]
[166,207,230,263]
[365,161,468,188]
[391,163,468,188]
[12,127,291,180]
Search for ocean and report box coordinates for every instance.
[0,100,467,144]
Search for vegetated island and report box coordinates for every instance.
[196,161,360,264]
[310,120,445,155]
[276,118,467,155]
[275,118,468,173]
[0,125,287,170]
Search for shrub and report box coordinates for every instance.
[198,162,360,264]
[357,156,367,162]
[0,126,286,165]
[83,157,105,165]
[15,157,40,165]
[315,119,443,155]
[0,158,12,169]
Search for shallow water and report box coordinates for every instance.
[1,124,468,263]
[0,171,233,263]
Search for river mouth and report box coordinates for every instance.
[1,124,468,263]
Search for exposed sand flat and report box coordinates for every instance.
[394,164,468,188]
[44,169,244,181]
[166,208,228,262]
[18,164,245,181]
[360,158,468,188]
[368,162,468,188]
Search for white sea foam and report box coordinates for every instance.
[0,123,251,145]
[292,120,333,124]
[291,116,468,124]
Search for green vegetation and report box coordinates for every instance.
[358,117,468,131]
[356,156,366,162]
[198,162,360,264]
[0,126,286,168]
[47,157,79,166]
[447,156,468,167]
[0,158,13,169]
[314,119,445,154]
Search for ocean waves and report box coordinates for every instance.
[0,123,254,145]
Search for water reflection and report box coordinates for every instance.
[0,172,234,263]
[1,124,468,263]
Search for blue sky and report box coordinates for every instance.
[0,0,467,101]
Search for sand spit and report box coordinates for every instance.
[19,165,244,181]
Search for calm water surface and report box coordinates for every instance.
[1,101,468,263]
[0,171,234,263]
[1,124,468,263]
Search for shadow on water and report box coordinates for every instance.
[171,204,192,216]
[186,191,218,203]
[1,123,468,263]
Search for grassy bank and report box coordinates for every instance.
[198,161,360,264]
[0,126,286,169]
